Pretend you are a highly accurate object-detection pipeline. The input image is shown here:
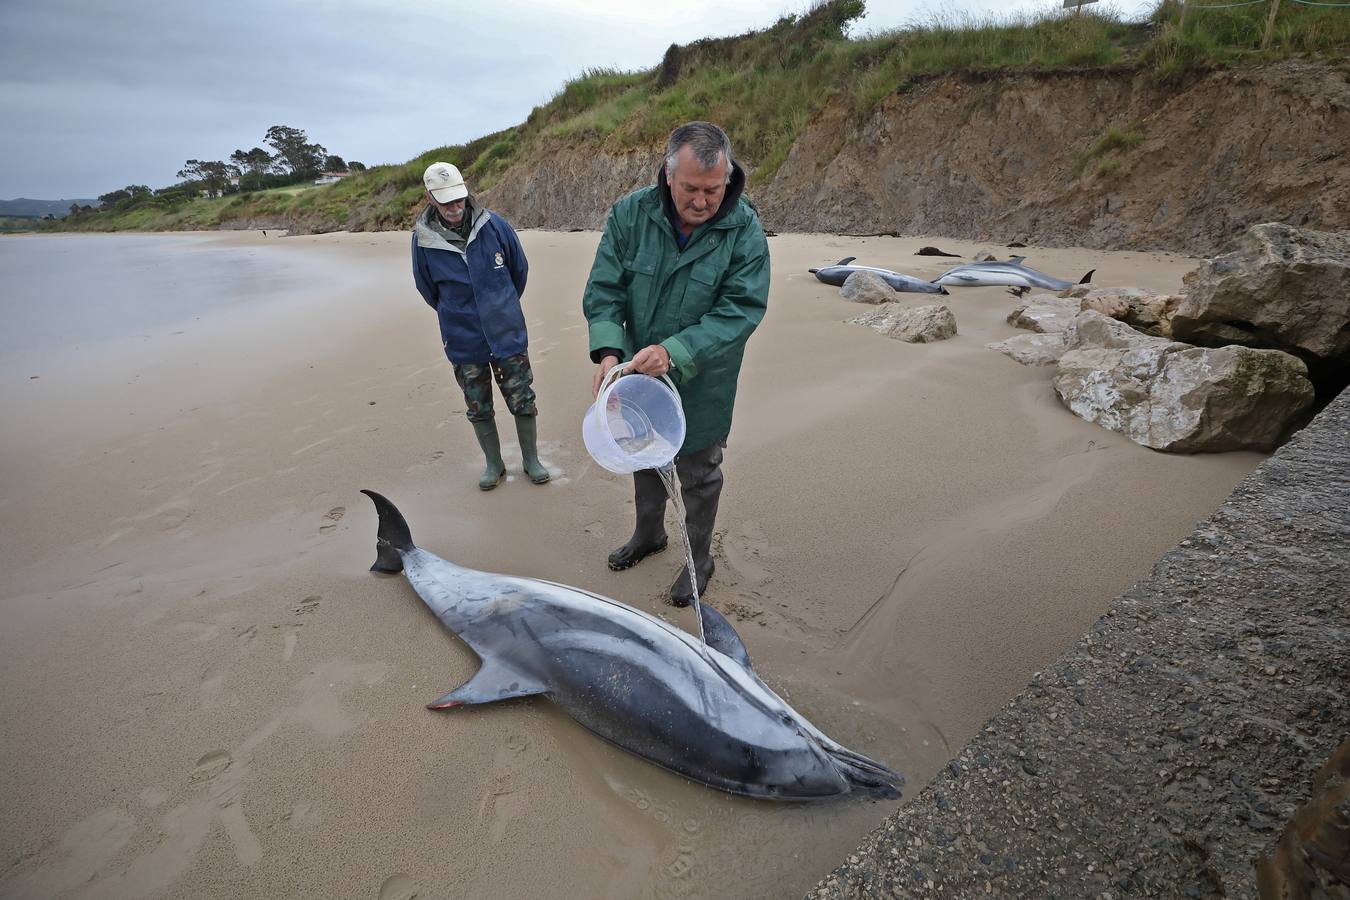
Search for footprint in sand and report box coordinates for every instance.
[190,750,232,783]
[379,874,420,900]
[319,507,345,534]
[405,450,445,473]
[294,596,320,616]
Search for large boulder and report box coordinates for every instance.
[1062,285,1180,337]
[849,303,957,343]
[1053,311,1315,452]
[840,270,895,305]
[1170,223,1350,386]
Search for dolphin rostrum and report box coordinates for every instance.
[932,256,1095,295]
[361,490,903,801]
[810,257,949,294]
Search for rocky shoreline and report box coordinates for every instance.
[808,387,1349,898]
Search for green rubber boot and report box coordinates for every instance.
[471,419,507,490]
[515,415,550,484]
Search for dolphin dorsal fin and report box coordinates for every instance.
[836,257,856,266]
[698,604,753,670]
[1008,255,1027,264]
[428,661,548,709]
[1079,269,1096,284]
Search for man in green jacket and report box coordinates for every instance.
[582,121,770,606]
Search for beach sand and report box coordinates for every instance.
[0,230,1262,899]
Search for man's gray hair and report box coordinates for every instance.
[664,121,735,185]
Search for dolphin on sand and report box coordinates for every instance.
[810,257,949,294]
[932,256,1095,295]
[361,490,903,801]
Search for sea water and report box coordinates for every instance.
[611,431,680,471]
[0,233,332,365]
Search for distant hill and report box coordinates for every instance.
[0,198,101,218]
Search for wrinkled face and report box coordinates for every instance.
[669,145,728,231]
[428,192,466,226]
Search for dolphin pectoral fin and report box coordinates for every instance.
[697,604,753,669]
[427,663,548,710]
[1008,255,1028,264]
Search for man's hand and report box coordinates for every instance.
[630,344,672,378]
[592,354,621,398]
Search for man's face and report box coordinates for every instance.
[669,145,728,231]
[428,192,466,226]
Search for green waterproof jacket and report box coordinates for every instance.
[582,164,770,454]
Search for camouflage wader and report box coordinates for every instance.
[452,352,537,422]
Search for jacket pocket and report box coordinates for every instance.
[622,253,659,306]
[679,260,722,326]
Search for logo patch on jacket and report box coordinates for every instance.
[494,251,504,267]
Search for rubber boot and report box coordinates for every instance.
[514,415,550,484]
[607,468,669,571]
[471,419,506,491]
[669,445,723,607]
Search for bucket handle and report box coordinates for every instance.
[593,360,679,410]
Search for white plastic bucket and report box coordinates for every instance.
[582,362,686,474]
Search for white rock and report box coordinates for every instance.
[839,270,895,305]
[1007,294,1082,334]
[986,333,1067,366]
[849,303,957,343]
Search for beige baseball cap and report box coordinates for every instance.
[423,162,468,203]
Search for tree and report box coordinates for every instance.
[97,184,152,206]
[264,125,326,176]
[177,160,238,198]
[229,147,274,175]
[322,154,348,173]
[348,161,366,172]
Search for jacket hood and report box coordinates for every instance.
[414,197,489,252]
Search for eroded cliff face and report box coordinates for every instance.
[481,62,1349,256]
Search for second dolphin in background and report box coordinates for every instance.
[810,257,950,294]
[932,256,1095,296]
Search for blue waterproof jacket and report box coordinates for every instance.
[412,203,529,364]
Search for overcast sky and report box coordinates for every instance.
[0,0,1156,200]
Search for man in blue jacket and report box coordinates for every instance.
[412,162,549,490]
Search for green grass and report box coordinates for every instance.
[51,0,1350,233]
[1144,0,1350,78]
[1071,123,1147,179]
[0,217,47,233]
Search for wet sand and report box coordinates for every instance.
[0,230,1262,899]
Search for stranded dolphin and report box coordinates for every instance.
[810,257,949,294]
[932,256,1095,295]
[362,490,902,801]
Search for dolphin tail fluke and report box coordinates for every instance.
[361,489,414,573]
[827,745,905,799]
[1079,269,1095,285]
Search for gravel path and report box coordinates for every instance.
[809,390,1349,899]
